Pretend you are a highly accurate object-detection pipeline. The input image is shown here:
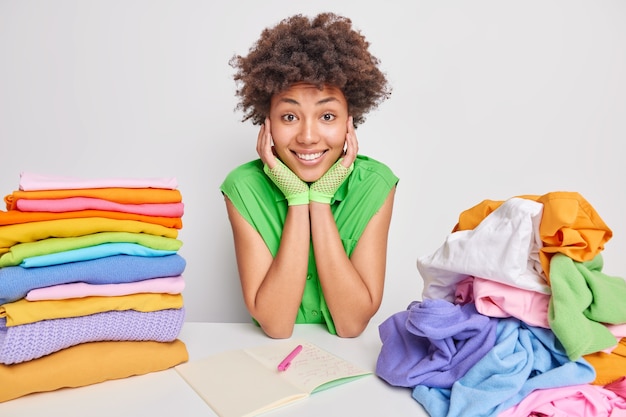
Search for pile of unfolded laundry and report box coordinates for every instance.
[376,191,626,417]
[0,172,189,403]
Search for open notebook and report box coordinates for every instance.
[174,339,371,417]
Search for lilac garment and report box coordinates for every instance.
[411,318,596,417]
[376,299,498,388]
[16,197,184,217]
[0,307,186,364]
[0,254,186,304]
[26,275,185,301]
[19,172,178,191]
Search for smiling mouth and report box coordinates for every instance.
[295,151,325,161]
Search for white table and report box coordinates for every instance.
[0,322,428,417]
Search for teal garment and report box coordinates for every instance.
[220,155,399,334]
[20,242,177,268]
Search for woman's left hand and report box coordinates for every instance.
[342,116,359,168]
[309,116,357,204]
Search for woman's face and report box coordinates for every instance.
[269,83,349,183]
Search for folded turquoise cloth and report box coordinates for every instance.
[20,242,176,268]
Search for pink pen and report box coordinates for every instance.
[277,344,303,371]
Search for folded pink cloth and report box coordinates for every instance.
[498,383,626,417]
[602,324,626,354]
[471,277,551,329]
[26,275,185,300]
[16,197,184,217]
[606,377,626,400]
[19,172,178,191]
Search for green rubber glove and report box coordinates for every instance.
[309,159,354,204]
[263,159,309,206]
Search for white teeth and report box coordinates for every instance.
[296,152,324,161]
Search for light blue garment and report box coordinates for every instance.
[0,254,186,304]
[411,318,596,417]
[20,242,177,268]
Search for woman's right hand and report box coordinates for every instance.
[257,118,277,169]
[258,118,309,206]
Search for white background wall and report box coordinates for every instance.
[1,1,625,324]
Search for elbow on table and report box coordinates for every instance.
[334,321,369,338]
[260,322,294,339]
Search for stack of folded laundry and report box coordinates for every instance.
[0,172,189,403]
[376,191,626,416]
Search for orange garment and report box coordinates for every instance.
[0,293,184,326]
[0,209,181,229]
[0,339,188,403]
[5,187,182,209]
[0,217,178,254]
[453,191,612,280]
[584,338,626,385]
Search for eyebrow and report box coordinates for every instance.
[278,97,340,106]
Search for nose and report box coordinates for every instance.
[296,120,319,145]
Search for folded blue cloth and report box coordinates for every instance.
[0,254,186,304]
[20,242,177,268]
[411,318,596,417]
[376,299,497,388]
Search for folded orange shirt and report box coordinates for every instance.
[0,209,182,229]
[453,191,612,281]
[4,187,182,209]
[0,339,188,403]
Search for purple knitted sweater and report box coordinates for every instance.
[0,307,185,364]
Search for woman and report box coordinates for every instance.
[221,12,398,338]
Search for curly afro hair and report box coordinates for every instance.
[229,12,391,127]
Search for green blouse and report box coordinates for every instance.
[220,155,399,334]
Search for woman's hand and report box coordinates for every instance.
[342,116,359,168]
[258,118,309,206]
[309,116,357,204]
[256,118,278,169]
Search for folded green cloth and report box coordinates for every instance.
[548,252,626,360]
[0,231,182,267]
